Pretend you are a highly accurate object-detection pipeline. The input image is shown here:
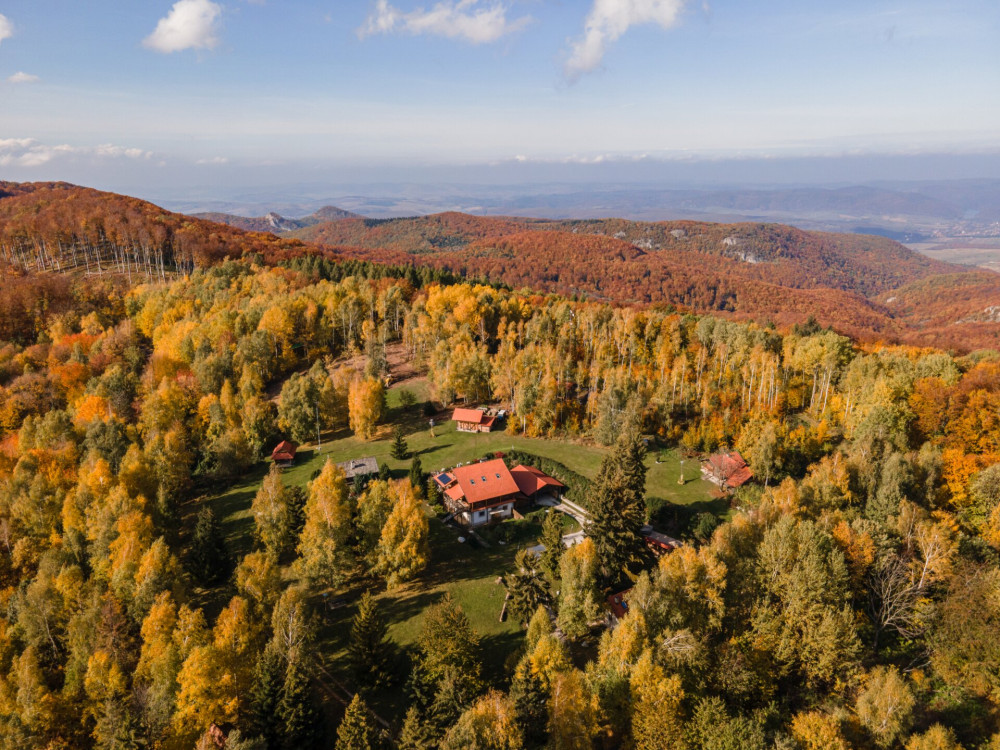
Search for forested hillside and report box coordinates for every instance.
[0,182,310,276]
[296,212,1000,351]
[3,247,1000,747]
[5,183,1000,352]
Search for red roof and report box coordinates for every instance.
[271,440,298,462]
[451,459,520,507]
[510,465,566,497]
[706,451,753,487]
[606,589,631,620]
[642,528,683,551]
[452,408,487,424]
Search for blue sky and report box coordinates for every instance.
[0,0,998,191]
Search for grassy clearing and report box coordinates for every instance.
[188,378,717,721]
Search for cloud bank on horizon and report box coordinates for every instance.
[143,0,222,54]
[0,138,153,168]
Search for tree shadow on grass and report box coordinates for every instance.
[379,590,449,634]
[647,496,730,539]
[385,404,433,435]
[413,444,444,459]
[479,630,524,683]
[291,448,317,465]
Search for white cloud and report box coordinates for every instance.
[196,156,229,165]
[567,0,687,80]
[0,14,14,47]
[7,72,39,84]
[359,0,529,44]
[144,0,222,54]
[0,138,153,168]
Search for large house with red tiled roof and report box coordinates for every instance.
[434,458,520,527]
[452,407,498,433]
[702,450,753,490]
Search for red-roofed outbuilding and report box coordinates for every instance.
[510,465,566,502]
[271,440,298,467]
[452,408,497,433]
[702,450,753,490]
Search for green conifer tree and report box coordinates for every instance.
[279,662,322,750]
[409,456,424,497]
[397,705,435,750]
[248,645,285,750]
[501,549,551,626]
[587,431,648,586]
[391,426,409,461]
[348,592,394,690]
[190,506,230,584]
[538,510,564,586]
[510,659,549,748]
[335,694,379,750]
[426,477,442,509]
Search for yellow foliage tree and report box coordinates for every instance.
[348,375,385,440]
[630,649,687,750]
[173,645,237,746]
[905,724,964,750]
[790,710,851,750]
[440,690,523,750]
[297,459,354,588]
[374,480,429,588]
[548,669,599,750]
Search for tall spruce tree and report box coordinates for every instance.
[391,426,409,461]
[510,659,549,748]
[248,645,285,750]
[190,506,230,584]
[587,430,648,587]
[335,694,379,750]
[538,510,564,586]
[397,705,435,750]
[348,592,393,690]
[279,662,322,750]
[409,457,424,496]
[501,549,551,626]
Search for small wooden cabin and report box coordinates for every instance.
[271,440,298,467]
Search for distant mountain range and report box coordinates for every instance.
[190,205,361,234]
[160,179,1000,243]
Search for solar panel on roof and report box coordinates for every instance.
[438,473,453,484]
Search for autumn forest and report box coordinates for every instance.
[2,181,1000,750]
